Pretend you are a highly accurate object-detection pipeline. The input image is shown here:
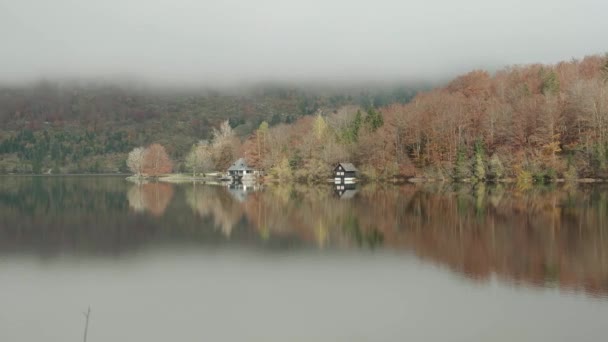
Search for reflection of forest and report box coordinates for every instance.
[0,177,607,296]
[188,183,608,296]
[185,184,245,236]
[364,184,608,297]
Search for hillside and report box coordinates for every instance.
[3,53,608,181]
[238,54,608,182]
[0,82,419,173]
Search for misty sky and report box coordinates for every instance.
[1,0,607,85]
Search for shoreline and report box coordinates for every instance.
[2,173,607,184]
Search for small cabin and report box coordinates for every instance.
[227,158,259,182]
[334,162,358,184]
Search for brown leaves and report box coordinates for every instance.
[236,54,608,179]
[142,143,173,176]
[446,69,491,99]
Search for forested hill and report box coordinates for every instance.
[0,82,420,174]
[236,54,608,182]
[4,53,608,180]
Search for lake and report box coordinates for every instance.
[1,176,607,341]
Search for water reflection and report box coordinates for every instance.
[1,176,607,297]
[185,184,245,237]
[334,183,358,199]
[127,183,174,216]
[227,182,262,202]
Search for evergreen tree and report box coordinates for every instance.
[352,110,362,139]
[591,144,607,174]
[257,121,269,162]
[471,140,486,182]
[540,69,560,95]
[453,146,469,181]
[342,110,362,143]
[364,108,384,131]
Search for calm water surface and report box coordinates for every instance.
[1,176,607,341]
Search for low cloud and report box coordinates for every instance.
[1,0,606,86]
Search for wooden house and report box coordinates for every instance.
[333,162,358,184]
[227,158,259,182]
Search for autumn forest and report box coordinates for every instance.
[2,54,608,183]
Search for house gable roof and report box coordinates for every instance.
[228,158,253,171]
[335,162,358,172]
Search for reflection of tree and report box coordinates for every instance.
[243,184,330,243]
[185,185,243,237]
[370,185,608,296]
[0,176,156,254]
[127,185,146,213]
[127,183,174,216]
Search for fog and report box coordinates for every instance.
[1,0,607,86]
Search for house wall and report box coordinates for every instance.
[334,171,356,177]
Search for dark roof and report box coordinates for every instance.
[228,158,253,171]
[336,162,358,172]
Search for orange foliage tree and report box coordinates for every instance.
[142,143,173,176]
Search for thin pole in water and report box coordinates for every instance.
[82,306,91,342]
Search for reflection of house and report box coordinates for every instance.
[334,163,358,184]
[227,158,259,182]
[228,183,261,202]
[334,183,358,199]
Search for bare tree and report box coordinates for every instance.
[127,147,145,175]
[212,120,234,146]
[185,141,213,176]
[211,120,236,171]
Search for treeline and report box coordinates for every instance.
[237,54,608,182]
[0,82,419,173]
[0,129,131,173]
[127,121,238,177]
[4,54,608,180]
